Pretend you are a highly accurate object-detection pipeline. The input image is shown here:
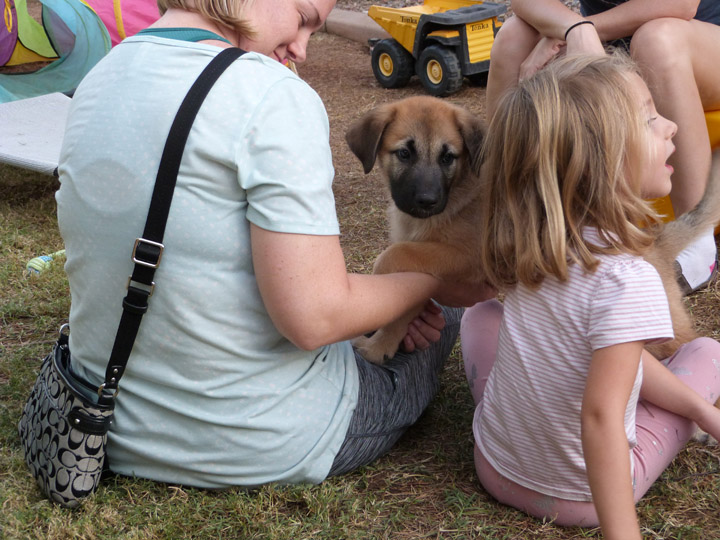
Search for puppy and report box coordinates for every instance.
[346,95,719,366]
[345,96,487,364]
[644,151,720,361]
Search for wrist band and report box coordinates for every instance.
[564,20,595,41]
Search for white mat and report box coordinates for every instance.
[0,92,71,176]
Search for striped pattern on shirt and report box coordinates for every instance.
[474,249,673,501]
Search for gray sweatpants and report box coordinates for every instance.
[328,306,462,476]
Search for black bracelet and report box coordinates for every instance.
[564,20,595,41]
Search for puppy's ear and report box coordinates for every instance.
[457,110,486,177]
[345,105,395,174]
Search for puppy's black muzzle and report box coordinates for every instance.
[391,168,449,219]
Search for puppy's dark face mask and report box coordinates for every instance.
[345,96,485,220]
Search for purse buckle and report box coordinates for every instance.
[132,238,164,269]
[97,382,120,399]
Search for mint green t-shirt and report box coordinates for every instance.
[56,36,358,487]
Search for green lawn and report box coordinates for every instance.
[2,162,720,539]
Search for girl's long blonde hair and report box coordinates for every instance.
[156,0,256,38]
[479,52,662,290]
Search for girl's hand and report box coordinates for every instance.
[696,402,720,443]
[401,300,445,353]
[519,37,565,80]
[641,349,720,442]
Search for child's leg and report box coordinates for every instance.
[460,299,503,405]
[632,337,720,499]
[474,446,602,527]
[471,335,720,528]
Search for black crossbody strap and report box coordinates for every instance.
[99,47,245,404]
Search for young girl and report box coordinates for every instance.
[461,53,720,539]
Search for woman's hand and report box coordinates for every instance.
[401,300,445,353]
[517,23,604,81]
[251,226,442,350]
[401,281,496,352]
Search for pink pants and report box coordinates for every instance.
[460,299,720,527]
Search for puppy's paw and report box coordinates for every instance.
[351,334,396,365]
[692,427,718,445]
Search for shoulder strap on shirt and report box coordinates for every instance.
[98,47,246,405]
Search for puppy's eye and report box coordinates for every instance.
[395,148,412,162]
[439,152,456,166]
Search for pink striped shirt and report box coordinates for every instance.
[474,245,673,501]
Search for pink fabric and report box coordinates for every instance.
[461,300,720,527]
[83,0,159,46]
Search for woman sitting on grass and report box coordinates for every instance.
[55,0,490,489]
[461,53,720,538]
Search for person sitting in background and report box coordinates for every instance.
[485,0,720,293]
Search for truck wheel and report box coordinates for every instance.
[371,39,414,89]
[416,45,463,97]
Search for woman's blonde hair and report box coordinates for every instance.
[479,52,662,290]
[157,0,256,38]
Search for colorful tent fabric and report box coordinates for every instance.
[0,0,110,102]
[1,0,58,66]
[84,0,159,47]
[0,0,19,65]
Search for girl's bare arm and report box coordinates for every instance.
[582,341,644,540]
[640,349,720,440]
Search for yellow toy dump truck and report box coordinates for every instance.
[368,0,507,97]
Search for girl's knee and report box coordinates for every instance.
[668,337,720,398]
[670,336,720,367]
[686,336,720,356]
[460,299,503,335]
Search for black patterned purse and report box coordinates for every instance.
[17,47,245,508]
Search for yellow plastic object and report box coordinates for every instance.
[708,109,720,149]
[651,110,720,234]
[465,19,495,63]
[368,0,489,54]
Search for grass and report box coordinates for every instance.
[3,32,720,539]
[3,155,720,540]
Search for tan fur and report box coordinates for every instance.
[345,96,486,363]
[644,152,720,359]
[347,96,720,365]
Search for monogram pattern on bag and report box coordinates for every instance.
[18,352,113,508]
